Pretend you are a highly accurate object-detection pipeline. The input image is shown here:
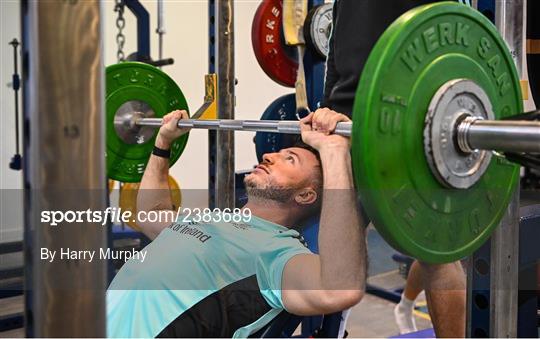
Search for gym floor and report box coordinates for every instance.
[348,291,431,337]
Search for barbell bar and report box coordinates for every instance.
[127,115,540,154]
[132,117,353,136]
[459,118,540,153]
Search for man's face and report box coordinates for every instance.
[244,147,320,203]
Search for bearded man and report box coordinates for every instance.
[106,109,367,338]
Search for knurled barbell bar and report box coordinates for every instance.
[123,106,540,154]
[106,3,536,263]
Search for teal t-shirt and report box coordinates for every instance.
[107,214,311,337]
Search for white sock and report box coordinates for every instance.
[398,294,415,310]
[394,294,418,334]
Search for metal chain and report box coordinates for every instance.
[114,0,126,62]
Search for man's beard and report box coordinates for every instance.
[244,176,298,204]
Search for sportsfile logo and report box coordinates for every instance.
[41,208,130,226]
[40,207,181,226]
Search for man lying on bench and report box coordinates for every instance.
[107,108,367,337]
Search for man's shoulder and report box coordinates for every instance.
[257,231,312,260]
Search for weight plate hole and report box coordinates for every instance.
[474,293,489,309]
[474,258,489,276]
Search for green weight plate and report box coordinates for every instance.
[106,62,189,182]
[352,2,522,263]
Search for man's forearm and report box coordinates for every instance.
[318,147,367,291]
[137,136,174,213]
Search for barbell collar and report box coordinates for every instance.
[459,117,540,153]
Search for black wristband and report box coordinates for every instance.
[152,146,171,158]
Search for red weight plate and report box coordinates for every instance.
[252,0,298,87]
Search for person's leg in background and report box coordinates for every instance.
[394,260,423,334]
[420,261,466,338]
